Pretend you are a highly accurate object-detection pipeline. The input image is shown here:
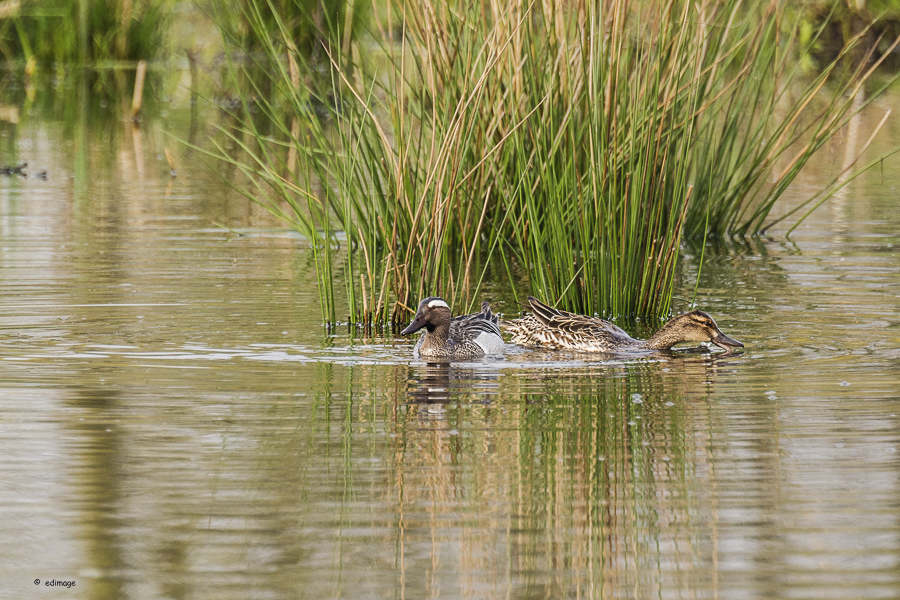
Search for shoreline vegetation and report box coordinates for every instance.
[209,0,900,327]
[3,1,899,327]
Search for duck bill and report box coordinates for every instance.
[711,332,743,354]
[401,316,426,336]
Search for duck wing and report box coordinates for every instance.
[450,301,502,340]
[527,296,632,340]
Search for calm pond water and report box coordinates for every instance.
[1,72,899,600]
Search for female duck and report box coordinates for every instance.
[504,296,743,354]
[401,297,506,359]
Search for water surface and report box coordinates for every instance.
[1,73,899,600]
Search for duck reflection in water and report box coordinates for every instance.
[406,362,500,405]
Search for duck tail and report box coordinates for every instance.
[480,300,501,326]
[527,296,561,325]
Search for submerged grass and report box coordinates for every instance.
[205,0,898,326]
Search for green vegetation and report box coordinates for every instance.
[212,0,363,62]
[206,0,898,326]
[0,0,172,65]
[0,1,897,326]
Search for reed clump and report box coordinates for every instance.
[208,0,897,326]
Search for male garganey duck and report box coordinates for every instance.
[401,297,506,360]
[504,296,743,354]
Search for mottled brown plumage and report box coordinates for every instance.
[503,296,743,354]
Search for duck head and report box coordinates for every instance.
[658,310,744,354]
[401,297,452,335]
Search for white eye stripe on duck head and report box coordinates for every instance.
[426,299,450,310]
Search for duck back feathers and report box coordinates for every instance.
[503,296,743,354]
[523,296,632,349]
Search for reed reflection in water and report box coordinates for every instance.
[375,356,732,599]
